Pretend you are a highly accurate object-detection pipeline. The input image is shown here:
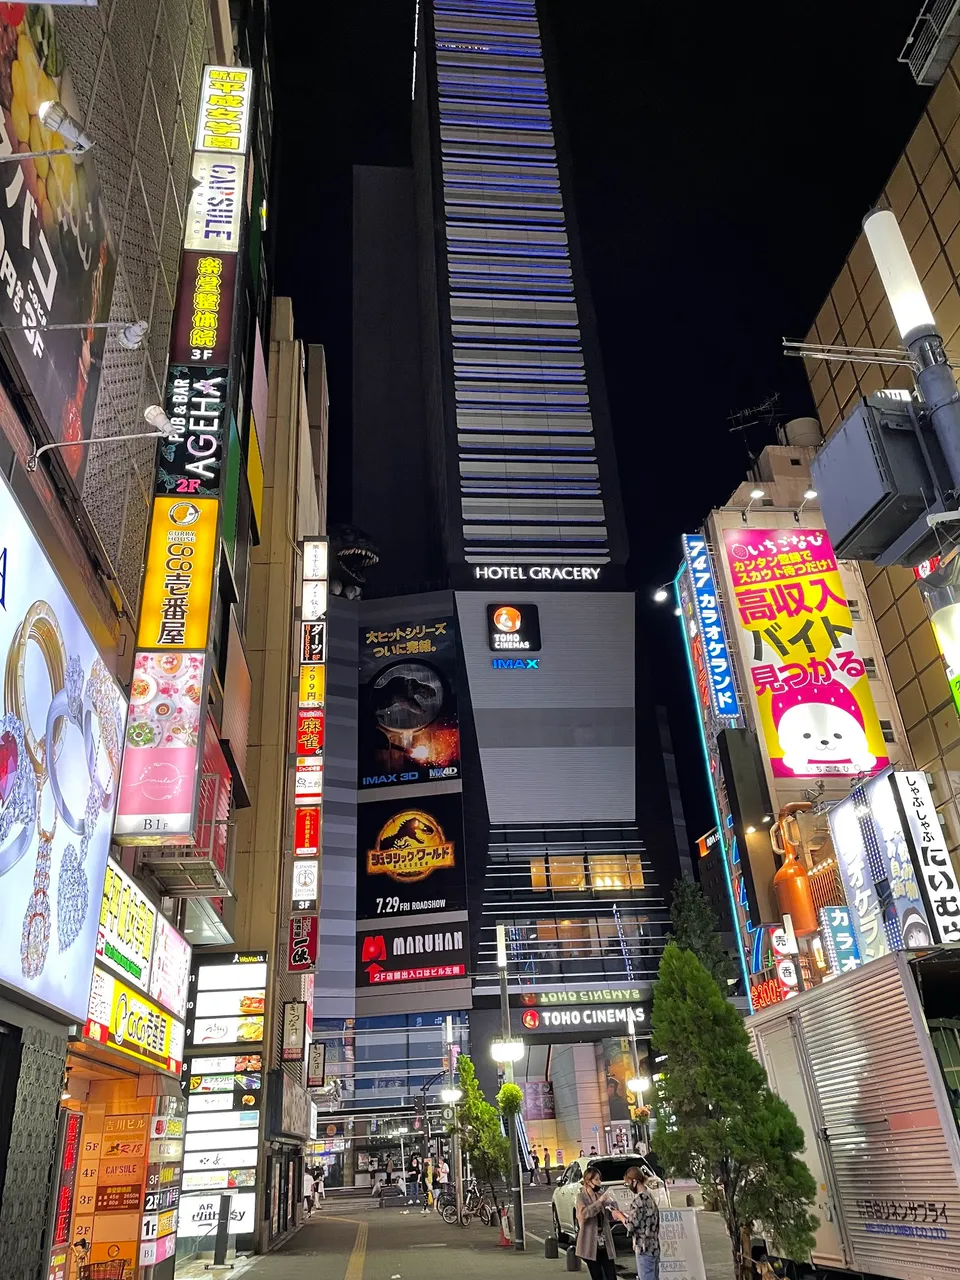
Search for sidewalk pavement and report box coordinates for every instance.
[232,1198,735,1280]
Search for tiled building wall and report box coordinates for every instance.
[56,0,209,612]
[803,55,960,867]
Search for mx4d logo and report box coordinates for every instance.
[492,658,539,669]
[366,809,456,883]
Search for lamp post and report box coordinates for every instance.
[0,100,95,161]
[494,922,525,1250]
[625,1009,651,1149]
[0,319,148,351]
[863,207,960,490]
[442,1015,464,1221]
[25,404,175,473]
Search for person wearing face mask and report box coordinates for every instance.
[575,1165,618,1280]
[613,1166,660,1280]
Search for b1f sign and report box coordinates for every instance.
[681,534,740,719]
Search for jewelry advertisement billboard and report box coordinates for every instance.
[0,466,126,1021]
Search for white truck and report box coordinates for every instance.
[749,948,960,1280]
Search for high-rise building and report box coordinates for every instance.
[332,0,681,1171]
[800,21,960,923]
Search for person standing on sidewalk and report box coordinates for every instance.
[530,1149,540,1185]
[615,1166,660,1280]
[543,1147,551,1185]
[575,1166,618,1280]
[302,1166,315,1215]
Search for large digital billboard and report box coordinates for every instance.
[356,921,467,986]
[0,468,125,1021]
[358,615,460,789]
[356,792,467,921]
[722,527,889,779]
[0,8,116,493]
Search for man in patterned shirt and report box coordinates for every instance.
[613,1166,660,1280]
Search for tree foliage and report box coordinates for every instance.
[454,1055,510,1202]
[497,1082,523,1117]
[670,877,734,986]
[652,943,818,1280]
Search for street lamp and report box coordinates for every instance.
[444,1015,464,1222]
[495,922,525,1251]
[742,487,765,522]
[0,101,95,161]
[863,207,960,492]
[0,319,148,350]
[490,1037,525,1064]
[26,404,176,473]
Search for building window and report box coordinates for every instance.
[589,853,644,892]
[548,855,586,892]
[879,719,896,744]
[849,599,862,621]
[862,655,876,676]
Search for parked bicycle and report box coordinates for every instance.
[439,1176,495,1226]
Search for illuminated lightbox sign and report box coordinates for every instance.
[520,1005,649,1031]
[150,914,193,1021]
[185,955,267,1052]
[818,906,861,975]
[281,1001,308,1061]
[292,860,319,913]
[681,533,740,719]
[157,368,229,500]
[96,860,157,993]
[357,923,467,986]
[85,967,185,1074]
[288,916,318,972]
[892,771,960,944]
[194,66,254,155]
[486,603,541,652]
[295,807,320,857]
[184,154,246,254]
[722,528,889,780]
[473,565,601,582]
[179,1192,255,1238]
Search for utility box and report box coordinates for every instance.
[810,394,945,565]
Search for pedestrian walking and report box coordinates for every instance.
[420,1156,434,1213]
[313,1165,325,1206]
[543,1147,551,1185]
[530,1149,540,1185]
[302,1166,315,1214]
[574,1165,618,1280]
[615,1166,660,1280]
[437,1155,449,1185]
[407,1154,420,1204]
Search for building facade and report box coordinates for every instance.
[0,3,323,1276]
[327,0,680,1174]
[800,29,960,920]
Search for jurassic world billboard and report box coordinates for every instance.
[355,792,467,922]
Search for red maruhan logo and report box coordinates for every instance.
[361,935,386,965]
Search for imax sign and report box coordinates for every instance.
[492,658,539,669]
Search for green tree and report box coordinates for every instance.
[453,1055,510,1205]
[670,877,734,986]
[652,943,818,1280]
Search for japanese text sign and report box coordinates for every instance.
[288,916,318,972]
[722,528,889,779]
[96,860,157,993]
[682,534,740,718]
[170,252,237,367]
[892,772,960,943]
[85,966,185,1074]
[195,66,254,154]
[137,497,218,649]
[281,1001,308,1061]
[818,906,862,975]
[828,789,890,965]
[157,366,229,499]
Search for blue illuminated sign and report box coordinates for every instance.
[492,658,539,669]
[682,534,740,719]
[818,905,862,975]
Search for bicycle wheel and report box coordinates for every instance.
[478,1201,494,1227]
[441,1202,458,1225]
[459,1207,473,1228]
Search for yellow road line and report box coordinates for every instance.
[344,1220,368,1280]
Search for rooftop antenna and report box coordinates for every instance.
[727,392,783,472]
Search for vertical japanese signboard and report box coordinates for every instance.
[722,528,889,780]
[287,540,327,973]
[681,534,740,719]
[114,66,254,846]
[818,906,862,975]
[892,771,960,943]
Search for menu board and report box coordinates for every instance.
[182,1053,262,1193]
[185,955,267,1051]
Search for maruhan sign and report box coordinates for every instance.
[473,565,602,581]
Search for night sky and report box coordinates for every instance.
[272,1,930,843]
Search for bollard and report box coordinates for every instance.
[544,1235,558,1259]
[565,1243,581,1271]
